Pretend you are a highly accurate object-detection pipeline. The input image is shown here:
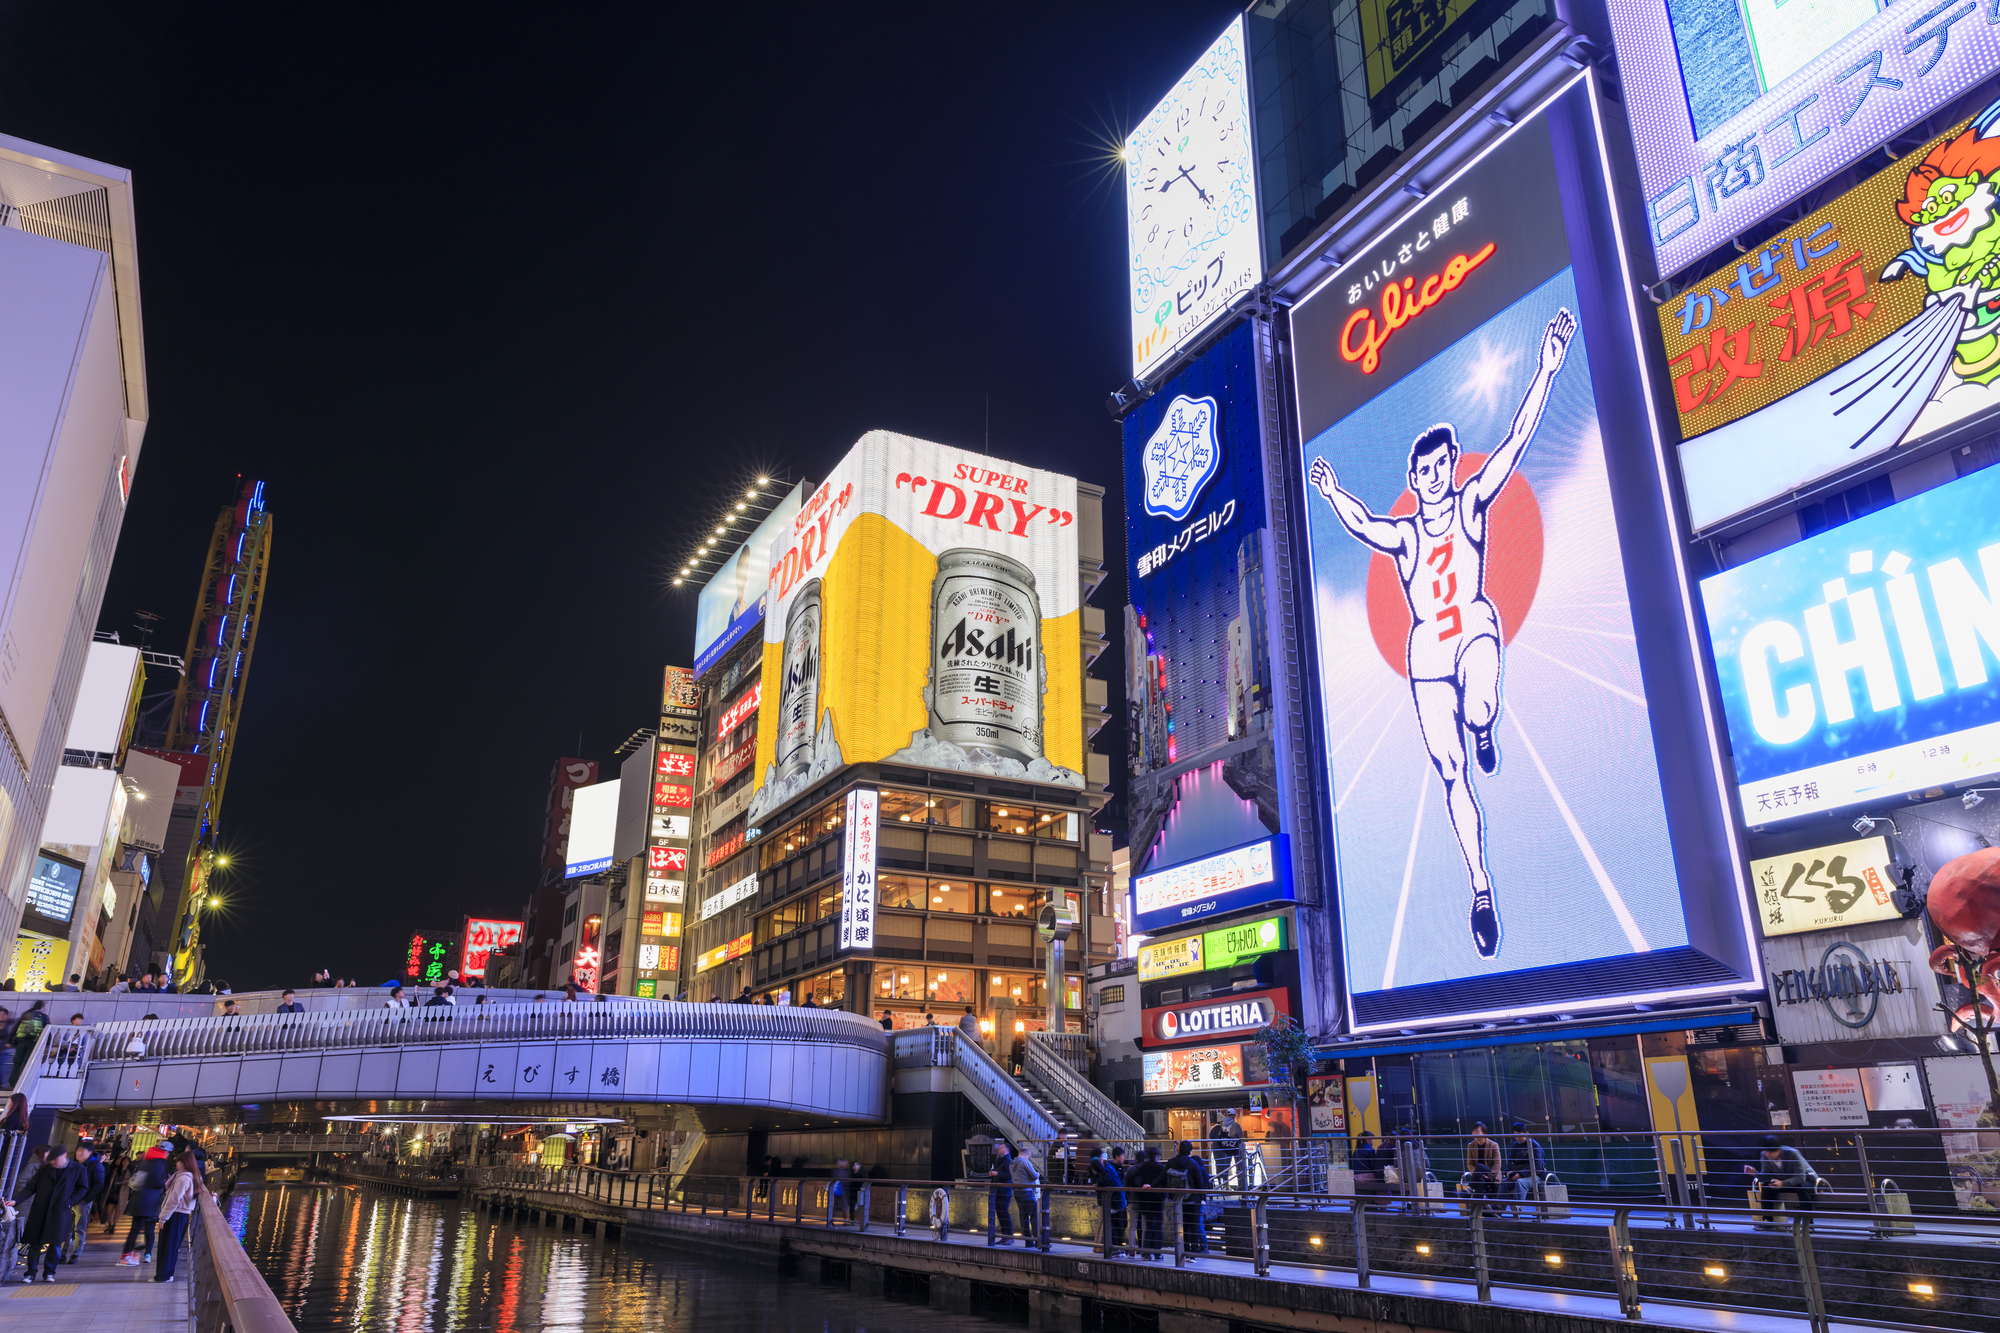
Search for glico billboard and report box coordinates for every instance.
[1288,73,1758,1031]
[1660,103,2000,534]
[1703,464,2000,823]
[744,433,1084,824]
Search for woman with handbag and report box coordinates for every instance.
[153,1151,201,1282]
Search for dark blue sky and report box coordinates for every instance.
[0,1,1243,985]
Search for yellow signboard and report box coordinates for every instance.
[8,935,68,992]
[696,932,752,974]
[1748,836,1900,937]
[1358,0,1481,100]
[1138,933,1205,982]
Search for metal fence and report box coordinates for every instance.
[86,999,888,1059]
[476,1163,2000,1332]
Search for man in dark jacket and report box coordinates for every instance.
[987,1142,1016,1244]
[16,1144,85,1281]
[59,1142,105,1263]
[1091,1147,1129,1255]
[9,1003,47,1082]
[122,1144,171,1266]
[1127,1148,1168,1259]
[1165,1141,1213,1255]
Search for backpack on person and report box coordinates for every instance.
[1164,1163,1190,1190]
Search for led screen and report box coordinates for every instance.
[564,780,621,879]
[1132,835,1291,934]
[1127,15,1261,380]
[1661,106,2000,533]
[694,483,804,676]
[1604,0,2000,275]
[1122,322,1280,877]
[1701,464,2000,823]
[1291,76,1753,1029]
[25,855,80,924]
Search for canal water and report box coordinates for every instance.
[225,1183,1014,1332]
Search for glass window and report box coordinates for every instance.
[986,884,1047,920]
[876,875,975,913]
[927,880,974,913]
[813,884,841,922]
[880,789,966,827]
[926,968,974,1007]
[799,966,845,1007]
[1034,810,1079,840]
[755,898,807,944]
[878,874,924,910]
[986,971,1043,1009]
[880,965,928,1001]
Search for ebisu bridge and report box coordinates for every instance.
[15,991,2000,1333]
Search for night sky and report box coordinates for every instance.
[0,3,1243,987]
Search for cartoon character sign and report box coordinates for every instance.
[1308,310,1575,957]
[1884,100,2000,388]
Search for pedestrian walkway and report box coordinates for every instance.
[0,1218,183,1333]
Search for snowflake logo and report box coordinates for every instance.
[1141,394,1222,522]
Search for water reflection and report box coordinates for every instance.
[228,1184,1007,1333]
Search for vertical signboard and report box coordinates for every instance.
[1289,73,1757,1030]
[1127,15,1261,381]
[837,788,879,951]
[645,664,700,994]
[1123,322,1280,877]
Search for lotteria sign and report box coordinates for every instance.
[1142,985,1290,1048]
[1133,835,1292,933]
[1701,465,2000,823]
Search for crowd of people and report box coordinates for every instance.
[4,1120,211,1284]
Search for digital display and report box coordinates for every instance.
[1701,465,2000,821]
[1661,109,2000,533]
[563,780,621,879]
[1132,836,1290,934]
[1122,324,1282,877]
[1604,0,2000,275]
[1126,15,1260,381]
[1291,79,1753,1028]
[25,855,80,924]
[694,484,804,676]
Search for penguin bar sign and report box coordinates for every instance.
[1142,985,1291,1048]
[1659,102,2000,534]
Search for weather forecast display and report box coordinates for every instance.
[1291,78,1724,1028]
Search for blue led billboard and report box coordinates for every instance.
[1702,465,2000,824]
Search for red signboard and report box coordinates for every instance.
[710,736,756,787]
[540,758,598,871]
[705,829,746,868]
[1140,986,1292,1048]
[657,749,695,778]
[717,680,761,740]
[649,846,688,874]
[654,781,693,809]
[459,918,524,979]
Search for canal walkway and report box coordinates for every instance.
[0,1221,183,1333]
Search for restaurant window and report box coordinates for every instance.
[880,966,927,1001]
[925,968,974,1006]
[986,971,1043,1009]
[798,966,845,1007]
[879,789,969,827]
[877,875,975,913]
[756,899,807,944]
[986,884,1047,920]
[978,802,1077,840]
[813,884,841,922]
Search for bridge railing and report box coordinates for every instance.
[190,1188,298,1333]
[476,1168,2000,1332]
[893,1027,1058,1149]
[86,1000,890,1060]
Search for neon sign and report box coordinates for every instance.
[1339,243,1496,374]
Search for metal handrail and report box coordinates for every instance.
[88,1000,889,1060]
[893,1028,1059,1153]
[190,1188,299,1333]
[1023,1036,1143,1147]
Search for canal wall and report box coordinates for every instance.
[469,1183,1765,1333]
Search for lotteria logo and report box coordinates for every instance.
[1155,996,1273,1042]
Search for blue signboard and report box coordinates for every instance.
[1133,835,1294,935]
[1701,464,2000,824]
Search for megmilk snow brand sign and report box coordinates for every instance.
[1132,836,1292,934]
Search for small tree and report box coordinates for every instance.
[1253,1013,1318,1176]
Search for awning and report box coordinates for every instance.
[1317,1004,1760,1063]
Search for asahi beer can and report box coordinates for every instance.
[928,548,1043,763]
[776,579,822,781]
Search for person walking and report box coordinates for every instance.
[10,1002,47,1082]
[1009,1144,1041,1246]
[1091,1147,1129,1256]
[153,1150,200,1282]
[1129,1147,1168,1260]
[987,1141,1015,1244]
[1209,1109,1246,1192]
[16,1144,84,1281]
[0,1092,26,1135]
[956,1007,980,1041]
[59,1141,104,1262]
[830,1158,856,1223]
[1166,1140,1212,1256]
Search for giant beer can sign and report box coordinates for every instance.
[747,434,1086,823]
[929,549,1041,763]
[776,579,822,782]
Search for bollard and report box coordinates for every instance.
[1606,1207,1641,1320]
[1352,1190,1370,1289]
[896,1185,908,1238]
[1252,1195,1270,1278]
[1469,1200,1491,1303]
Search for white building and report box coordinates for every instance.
[0,134,147,959]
